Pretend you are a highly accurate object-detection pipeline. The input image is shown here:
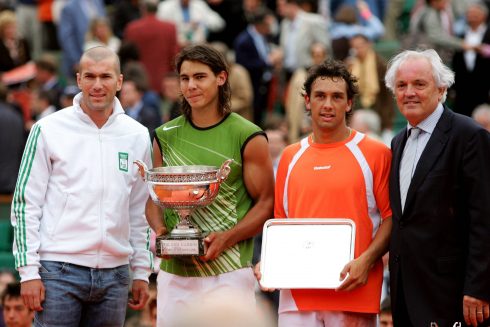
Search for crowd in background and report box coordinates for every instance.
[1,0,490,326]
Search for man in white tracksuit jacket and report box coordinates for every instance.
[11,46,153,326]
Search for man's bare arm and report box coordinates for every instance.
[202,135,274,261]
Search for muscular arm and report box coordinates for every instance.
[202,135,275,261]
[336,217,392,292]
[145,140,166,236]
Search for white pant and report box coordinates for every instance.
[279,310,377,327]
[157,268,256,327]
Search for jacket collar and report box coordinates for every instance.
[72,92,124,128]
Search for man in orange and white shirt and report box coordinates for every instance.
[256,58,392,326]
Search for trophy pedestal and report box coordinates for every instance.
[156,230,208,257]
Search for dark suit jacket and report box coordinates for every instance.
[136,104,161,136]
[452,26,490,117]
[234,29,271,122]
[0,38,30,72]
[234,29,269,85]
[389,107,490,326]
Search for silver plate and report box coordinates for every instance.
[260,218,356,289]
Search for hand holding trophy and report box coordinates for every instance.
[134,159,233,257]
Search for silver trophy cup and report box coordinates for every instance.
[134,159,232,256]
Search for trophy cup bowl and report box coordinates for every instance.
[134,159,233,257]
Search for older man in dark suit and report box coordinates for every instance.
[385,49,490,327]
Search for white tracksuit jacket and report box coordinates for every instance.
[11,93,153,282]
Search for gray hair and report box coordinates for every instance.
[468,1,489,17]
[352,108,381,135]
[472,103,490,120]
[385,49,455,103]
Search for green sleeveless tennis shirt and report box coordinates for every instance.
[154,113,265,276]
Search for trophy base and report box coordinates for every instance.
[156,233,207,257]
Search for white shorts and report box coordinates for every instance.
[278,310,377,327]
[156,268,256,327]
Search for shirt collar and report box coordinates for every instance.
[407,103,444,135]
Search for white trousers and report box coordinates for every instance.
[279,310,377,327]
[156,268,256,327]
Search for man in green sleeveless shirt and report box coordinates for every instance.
[146,44,275,325]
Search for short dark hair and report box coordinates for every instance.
[35,55,58,73]
[175,44,231,121]
[303,59,358,117]
[303,59,358,100]
[246,6,272,25]
[1,282,21,304]
[143,0,158,13]
[122,61,150,92]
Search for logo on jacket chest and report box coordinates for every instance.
[119,152,128,172]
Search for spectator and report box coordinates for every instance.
[159,72,181,122]
[33,54,63,110]
[452,1,490,116]
[0,10,30,73]
[348,33,394,132]
[38,0,60,52]
[472,103,490,132]
[1,283,34,327]
[0,270,15,296]
[0,82,25,195]
[349,108,384,142]
[120,79,161,134]
[265,125,288,177]
[58,84,79,109]
[211,41,254,121]
[206,0,249,48]
[30,89,56,121]
[277,0,330,79]
[330,0,385,61]
[379,297,393,327]
[382,0,411,40]
[57,0,106,80]
[234,6,280,125]
[111,0,141,39]
[15,0,42,59]
[84,17,121,53]
[330,0,387,21]
[406,0,470,64]
[122,61,161,119]
[285,42,327,142]
[124,0,179,93]
[157,0,226,48]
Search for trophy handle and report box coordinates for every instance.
[133,160,148,181]
[217,159,233,182]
